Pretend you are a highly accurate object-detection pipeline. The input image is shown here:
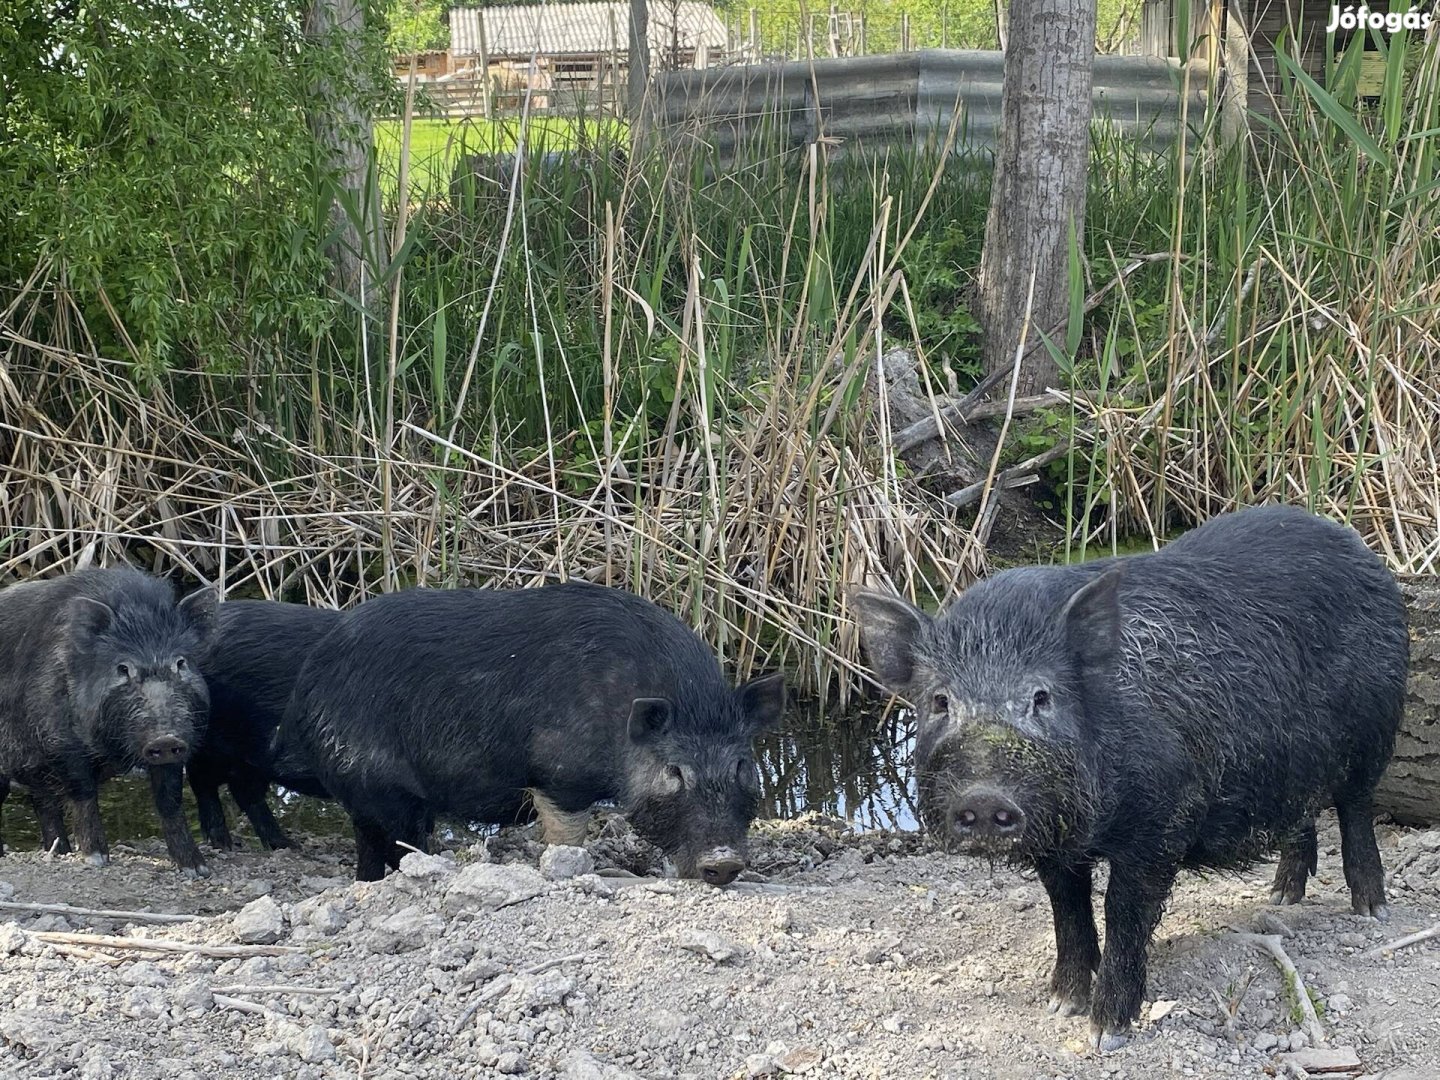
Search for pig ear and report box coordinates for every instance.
[736,672,785,736]
[848,588,932,691]
[1060,567,1124,667]
[627,698,674,745]
[178,586,219,639]
[68,597,115,640]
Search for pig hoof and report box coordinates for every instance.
[1046,992,1087,1017]
[1087,1024,1131,1053]
[181,864,213,880]
[1269,887,1304,907]
[1355,900,1388,922]
[85,852,109,869]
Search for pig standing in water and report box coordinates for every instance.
[274,581,786,883]
[852,505,1408,1050]
[0,567,217,875]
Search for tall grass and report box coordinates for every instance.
[2,37,1438,704]
[1064,31,1440,569]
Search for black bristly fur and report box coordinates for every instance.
[0,567,217,874]
[189,599,340,851]
[851,505,1408,1047]
[272,581,785,883]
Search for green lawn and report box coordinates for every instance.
[375,116,628,196]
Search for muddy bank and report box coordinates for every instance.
[1,814,1437,1080]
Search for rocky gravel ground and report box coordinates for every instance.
[1,812,1438,1080]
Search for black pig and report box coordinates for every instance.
[851,505,1407,1051]
[273,582,786,883]
[0,567,218,874]
[189,599,339,850]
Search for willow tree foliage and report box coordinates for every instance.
[0,0,395,376]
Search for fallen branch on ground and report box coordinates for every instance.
[1362,922,1440,959]
[28,930,298,957]
[45,943,125,965]
[0,899,199,925]
[1228,931,1325,1048]
[212,984,339,997]
[945,443,1071,508]
[212,993,276,1018]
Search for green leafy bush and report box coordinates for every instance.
[0,0,394,377]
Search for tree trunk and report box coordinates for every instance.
[975,0,1096,396]
[1375,577,1440,826]
[305,0,383,312]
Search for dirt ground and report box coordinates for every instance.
[1,812,1437,1080]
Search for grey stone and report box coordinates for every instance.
[512,971,575,1012]
[289,1024,337,1064]
[78,1048,115,1080]
[119,960,168,987]
[0,1010,66,1053]
[560,1049,643,1080]
[540,845,594,881]
[677,929,744,963]
[399,851,458,881]
[172,979,214,1015]
[444,863,547,912]
[295,896,349,936]
[457,954,506,988]
[369,905,446,954]
[121,986,167,1020]
[231,895,285,945]
[496,1051,528,1074]
[0,921,26,955]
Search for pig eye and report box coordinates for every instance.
[172,657,188,673]
[116,662,134,680]
[1032,689,1051,711]
[931,692,949,715]
[664,765,686,791]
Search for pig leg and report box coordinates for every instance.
[1336,796,1387,921]
[1089,862,1176,1052]
[228,766,294,851]
[530,789,590,847]
[1270,820,1318,906]
[386,817,431,871]
[186,756,236,850]
[350,791,429,880]
[353,818,393,882]
[148,764,210,877]
[1037,858,1100,1017]
[68,789,109,868]
[28,784,72,854]
[0,774,8,855]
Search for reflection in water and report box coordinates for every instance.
[0,702,919,849]
[756,701,918,832]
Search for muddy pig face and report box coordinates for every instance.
[65,586,219,768]
[851,571,1122,859]
[624,673,785,885]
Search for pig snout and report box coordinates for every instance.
[695,847,745,887]
[142,734,190,765]
[947,787,1026,842]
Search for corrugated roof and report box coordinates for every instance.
[450,2,728,60]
